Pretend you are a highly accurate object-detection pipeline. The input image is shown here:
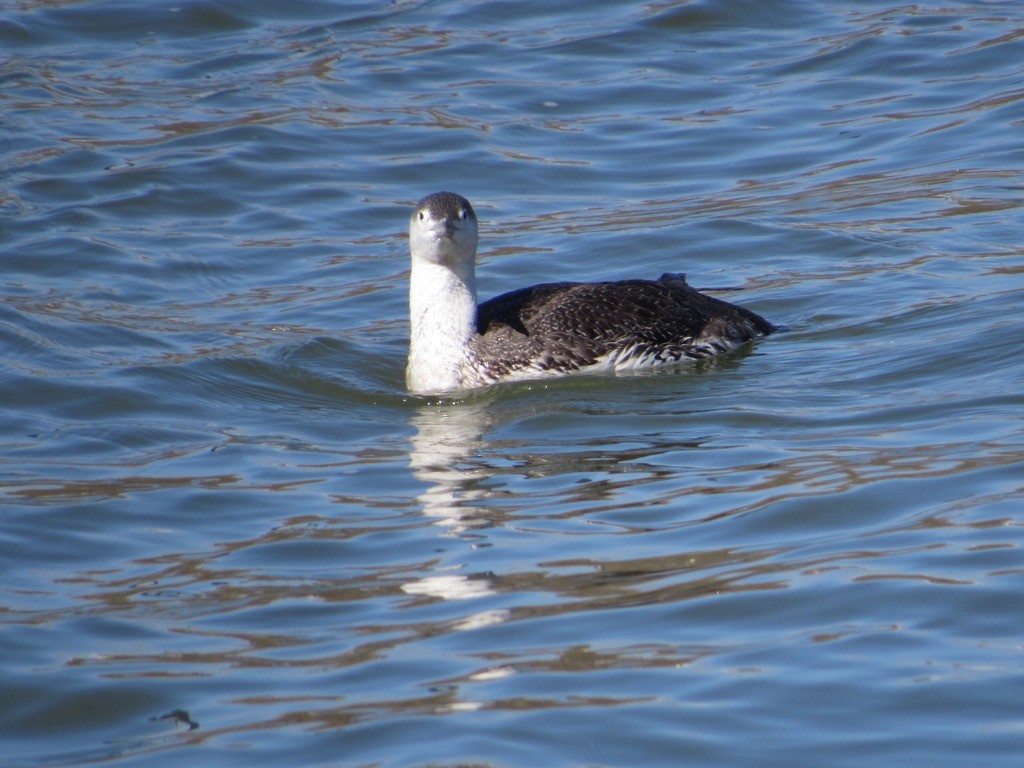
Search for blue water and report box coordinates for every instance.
[2,1,1023,766]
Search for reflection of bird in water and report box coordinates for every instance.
[406,191,775,395]
[404,402,507,624]
[407,401,492,534]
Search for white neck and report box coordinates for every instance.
[406,257,479,395]
[405,192,482,395]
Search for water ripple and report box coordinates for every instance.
[3,1,1024,767]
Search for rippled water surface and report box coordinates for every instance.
[3,0,1024,766]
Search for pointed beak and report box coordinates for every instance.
[441,218,457,238]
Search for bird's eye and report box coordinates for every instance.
[418,211,425,221]
[458,209,468,220]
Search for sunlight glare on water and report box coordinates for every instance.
[2,0,1023,766]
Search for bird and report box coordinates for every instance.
[405,191,774,395]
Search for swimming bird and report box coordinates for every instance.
[406,191,775,395]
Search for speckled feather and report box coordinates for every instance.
[470,273,775,382]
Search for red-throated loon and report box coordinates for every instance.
[406,191,775,395]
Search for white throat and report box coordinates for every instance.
[405,193,481,395]
[407,259,478,394]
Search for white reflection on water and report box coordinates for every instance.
[401,573,495,600]
[407,400,496,532]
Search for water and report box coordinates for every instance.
[2,0,1023,765]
